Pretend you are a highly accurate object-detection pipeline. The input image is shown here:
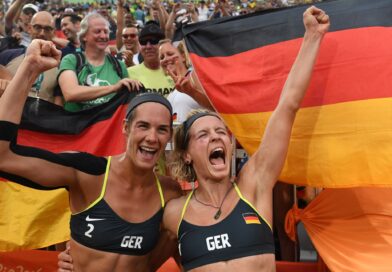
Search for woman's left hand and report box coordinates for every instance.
[24,40,61,75]
[167,60,194,95]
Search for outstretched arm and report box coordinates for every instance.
[59,70,141,102]
[0,40,60,123]
[0,40,78,188]
[116,0,125,51]
[4,0,25,34]
[245,6,330,190]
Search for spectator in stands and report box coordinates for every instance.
[119,26,142,67]
[158,39,212,122]
[115,0,141,67]
[165,2,198,40]
[60,13,82,58]
[148,0,169,33]
[98,8,117,41]
[0,11,61,105]
[5,1,38,47]
[0,39,182,272]
[198,0,209,21]
[134,4,145,27]
[209,0,231,19]
[127,21,175,98]
[58,12,141,112]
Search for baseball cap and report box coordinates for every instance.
[22,3,39,14]
[139,21,165,42]
[64,8,75,13]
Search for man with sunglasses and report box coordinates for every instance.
[0,11,61,105]
[115,0,141,68]
[127,21,175,98]
[117,26,142,67]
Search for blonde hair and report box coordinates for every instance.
[177,40,191,69]
[169,109,218,182]
[158,39,191,69]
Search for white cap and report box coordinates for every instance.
[22,3,39,13]
[64,8,74,13]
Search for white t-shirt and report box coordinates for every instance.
[167,89,202,122]
[198,6,209,21]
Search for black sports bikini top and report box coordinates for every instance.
[71,156,165,255]
[177,183,275,270]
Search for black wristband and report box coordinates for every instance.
[0,121,18,142]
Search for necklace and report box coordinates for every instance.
[193,183,233,220]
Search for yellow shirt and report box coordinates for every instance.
[127,63,175,98]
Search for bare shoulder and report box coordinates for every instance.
[165,194,188,213]
[163,194,189,233]
[158,175,183,201]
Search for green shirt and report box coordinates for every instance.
[59,53,128,112]
[127,63,174,98]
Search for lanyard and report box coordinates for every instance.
[32,73,44,96]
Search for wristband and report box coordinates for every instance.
[0,120,18,142]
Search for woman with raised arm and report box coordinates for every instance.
[0,39,182,272]
[57,5,329,272]
[158,39,213,122]
[163,6,329,271]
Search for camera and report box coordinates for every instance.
[175,7,191,28]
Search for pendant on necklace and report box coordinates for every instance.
[214,209,222,220]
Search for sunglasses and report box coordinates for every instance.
[122,33,138,39]
[23,9,36,16]
[139,38,160,46]
[32,24,54,33]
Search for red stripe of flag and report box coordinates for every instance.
[191,27,392,114]
[243,215,261,224]
[17,104,127,156]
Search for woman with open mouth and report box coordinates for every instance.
[164,6,330,272]
[0,39,183,271]
[56,4,329,272]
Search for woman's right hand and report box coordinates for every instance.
[57,244,74,272]
[167,60,193,95]
[303,6,330,37]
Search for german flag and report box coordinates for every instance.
[0,90,134,251]
[242,213,261,225]
[17,89,133,155]
[183,0,392,188]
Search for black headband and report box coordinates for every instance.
[182,112,219,149]
[125,92,173,120]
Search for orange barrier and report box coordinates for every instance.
[0,250,318,271]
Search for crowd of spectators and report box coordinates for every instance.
[0,0,323,262]
[0,0,323,102]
